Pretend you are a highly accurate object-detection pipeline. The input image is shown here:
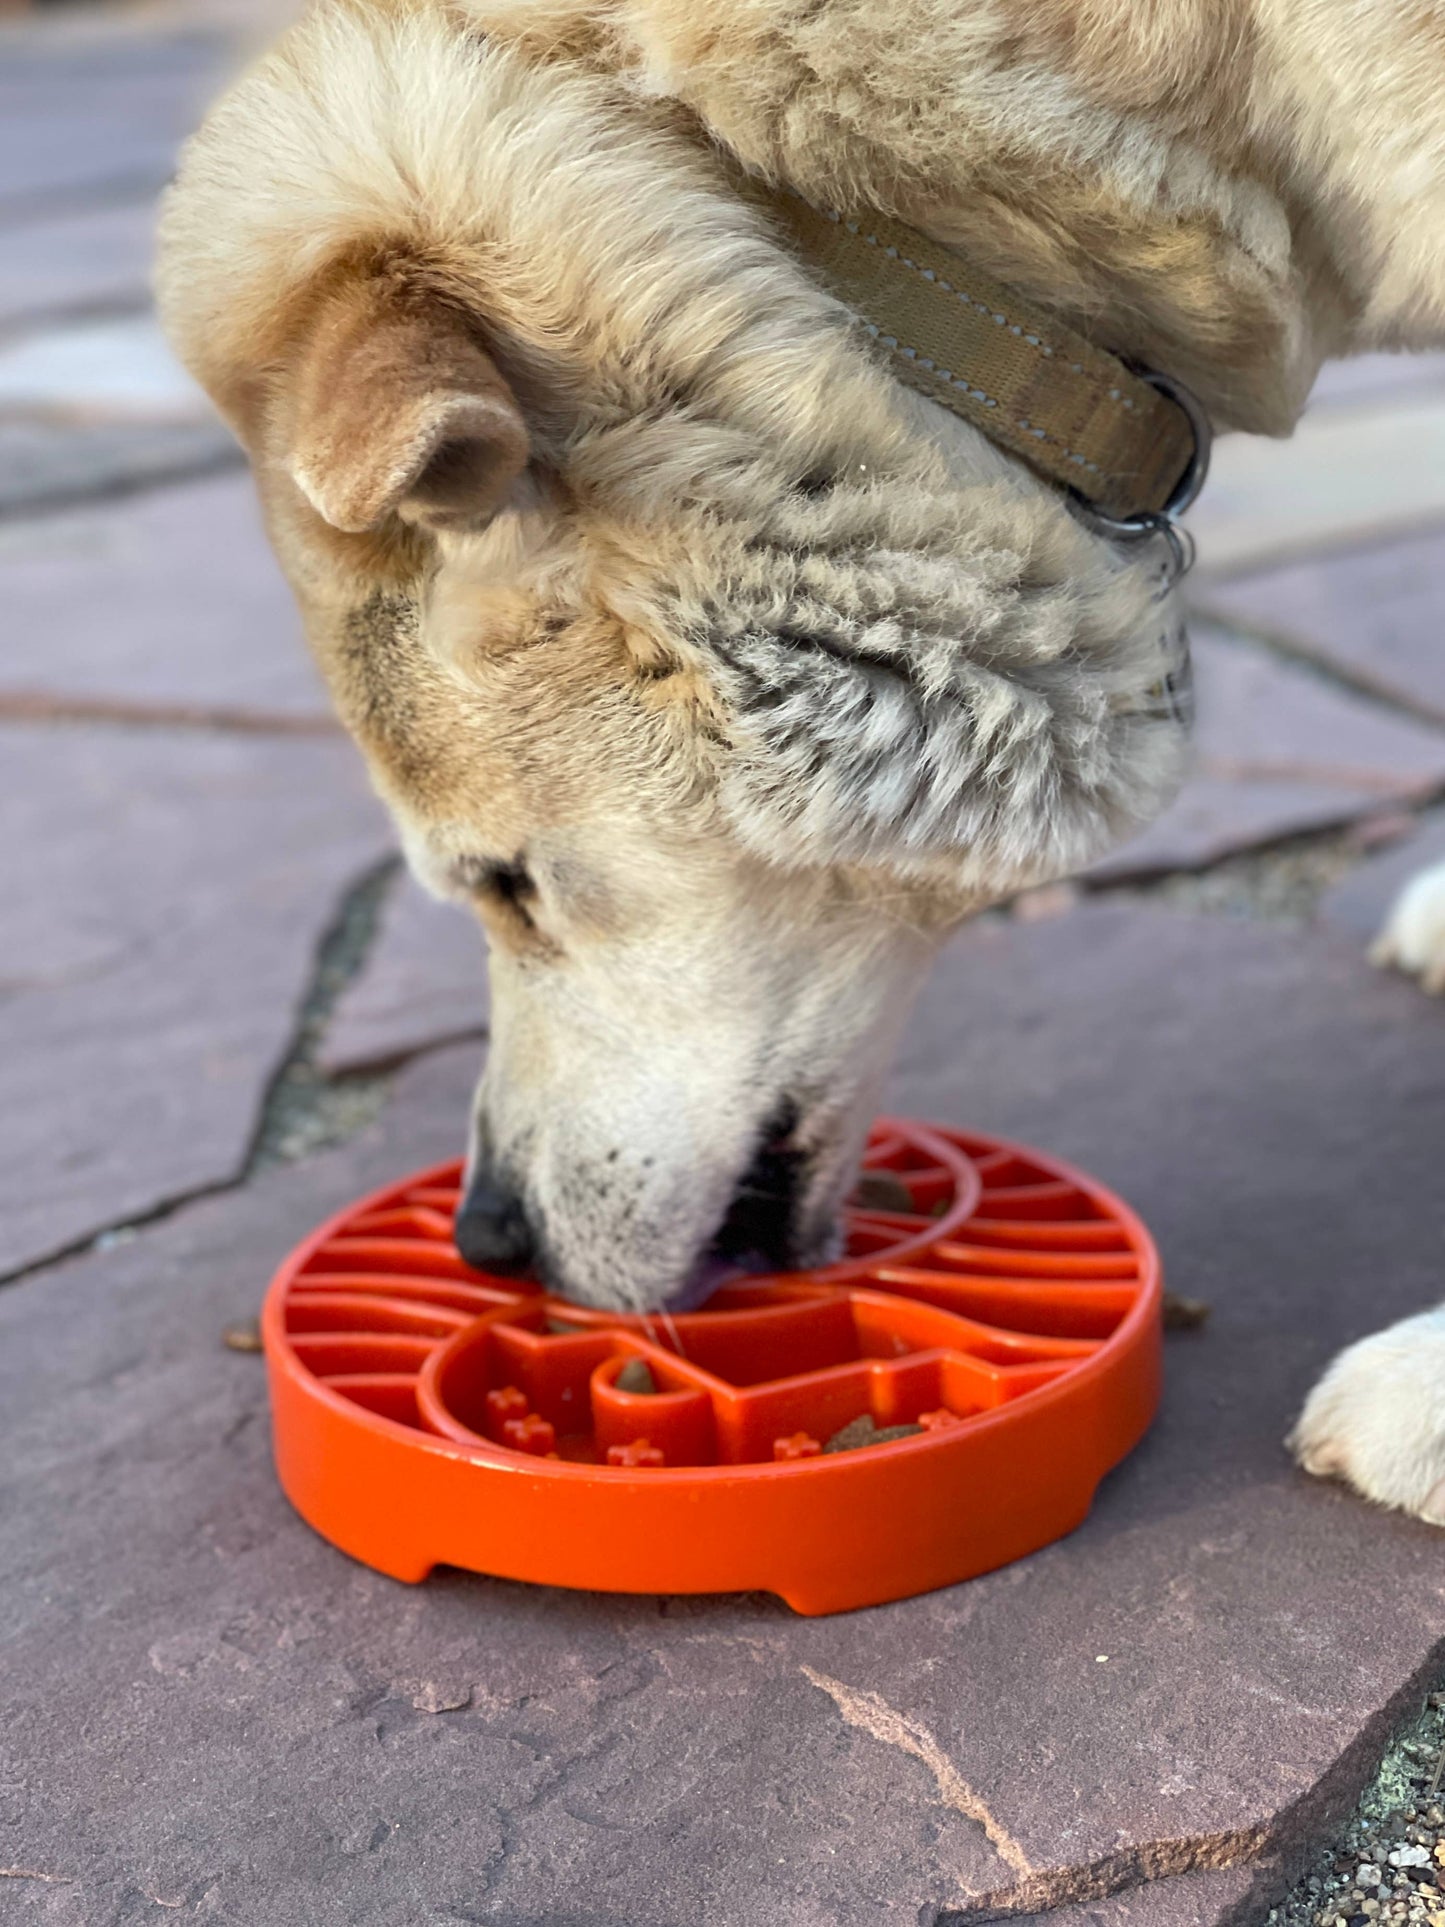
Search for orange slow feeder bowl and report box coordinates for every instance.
[263,1119,1161,1615]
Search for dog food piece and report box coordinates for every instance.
[852,1171,916,1215]
[1162,1291,1211,1332]
[822,1414,926,1453]
[822,1414,878,1453]
[614,1359,657,1395]
[222,1318,263,1353]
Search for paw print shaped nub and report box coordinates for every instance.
[606,1438,665,1468]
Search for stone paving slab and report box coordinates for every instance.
[1093,627,1445,879]
[0,314,210,419]
[1308,352,1445,411]
[0,472,328,718]
[0,199,156,334]
[1038,1865,1263,1927]
[1196,526,1445,729]
[4,905,1444,1925]
[319,873,490,1075]
[0,417,240,518]
[0,33,226,216]
[0,720,390,1277]
[1185,399,1445,575]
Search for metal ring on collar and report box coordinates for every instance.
[1074,370,1211,584]
[1080,369,1213,541]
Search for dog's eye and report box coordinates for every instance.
[483,861,534,908]
[454,857,537,926]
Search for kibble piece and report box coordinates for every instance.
[823,1414,877,1454]
[852,1170,917,1215]
[222,1318,263,1353]
[615,1359,657,1395]
[821,1414,925,1453]
[1162,1291,1211,1332]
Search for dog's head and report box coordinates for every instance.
[158,3,1188,1308]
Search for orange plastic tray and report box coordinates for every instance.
[263,1119,1161,1614]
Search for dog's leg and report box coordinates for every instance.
[1288,1306,1445,1524]
[1370,860,1445,995]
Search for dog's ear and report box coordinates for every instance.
[285,279,530,536]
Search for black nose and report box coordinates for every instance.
[454,1168,534,1275]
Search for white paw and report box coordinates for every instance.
[1288,1306,1445,1523]
[1370,857,1445,994]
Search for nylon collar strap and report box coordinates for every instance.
[751,183,1207,529]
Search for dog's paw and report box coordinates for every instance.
[1288,1306,1445,1523]
[1369,858,1445,994]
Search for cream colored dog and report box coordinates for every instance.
[157,0,1445,1525]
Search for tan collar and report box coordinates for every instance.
[748,182,1211,540]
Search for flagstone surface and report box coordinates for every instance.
[3,13,1445,1926]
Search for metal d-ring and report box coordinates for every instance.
[1077,369,1212,583]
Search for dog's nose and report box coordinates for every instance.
[454,1168,534,1275]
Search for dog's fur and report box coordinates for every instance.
[157,0,1445,1519]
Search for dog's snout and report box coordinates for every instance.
[454,1167,534,1275]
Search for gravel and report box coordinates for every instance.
[1270,1689,1445,1927]
[248,856,399,1170]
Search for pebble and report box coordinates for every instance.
[1287,1693,1445,1927]
[410,1682,472,1714]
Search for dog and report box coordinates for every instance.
[156,0,1445,1526]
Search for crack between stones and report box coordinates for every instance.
[1186,604,1445,735]
[240,853,401,1175]
[0,691,341,736]
[0,1162,256,1292]
[0,852,401,1293]
[1071,803,1442,921]
[0,441,246,524]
